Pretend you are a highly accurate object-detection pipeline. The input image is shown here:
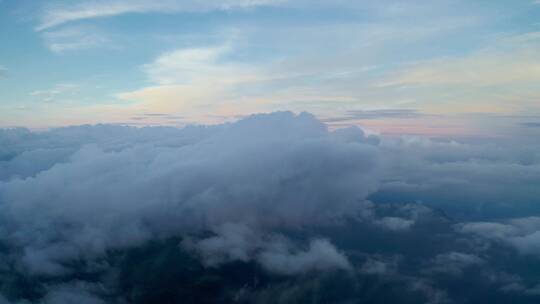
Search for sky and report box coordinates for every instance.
[1,0,540,136]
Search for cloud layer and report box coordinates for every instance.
[0,112,539,303]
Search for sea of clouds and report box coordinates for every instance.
[0,112,539,303]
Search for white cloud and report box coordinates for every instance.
[37,0,285,31]
[379,50,540,87]
[183,223,259,266]
[116,43,270,114]
[113,17,516,120]
[185,223,352,275]
[42,26,111,53]
[374,31,540,114]
[257,238,352,275]
[30,83,79,102]
[457,217,540,256]
[143,44,241,85]
[458,222,519,240]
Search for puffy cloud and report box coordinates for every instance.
[359,258,395,275]
[372,136,540,219]
[0,112,378,276]
[511,232,540,255]
[184,223,353,276]
[457,217,540,256]
[375,217,414,231]
[257,239,352,275]
[458,222,519,240]
[42,282,106,304]
[409,280,451,304]
[423,252,484,276]
[0,111,540,303]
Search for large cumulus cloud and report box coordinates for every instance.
[0,112,380,278]
[0,111,539,303]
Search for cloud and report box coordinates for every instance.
[128,113,185,123]
[94,6,538,122]
[143,45,233,85]
[257,238,352,275]
[370,30,540,115]
[0,66,7,77]
[410,280,451,304]
[112,12,483,120]
[183,223,259,266]
[36,0,285,31]
[375,217,414,231]
[41,26,111,53]
[42,282,106,304]
[0,112,379,276]
[0,111,540,302]
[424,252,484,276]
[185,223,353,276]
[379,30,540,89]
[457,217,540,256]
[380,51,540,88]
[322,109,428,123]
[521,122,540,128]
[360,258,396,275]
[116,44,268,113]
[30,83,79,101]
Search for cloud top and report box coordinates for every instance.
[0,111,539,303]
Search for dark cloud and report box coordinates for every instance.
[130,113,185,122]
[520,122,540,128]
[141,113,168,117]
[323,109,429,123]
[0,111,539,303]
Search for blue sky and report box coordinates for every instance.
[1,0,540,136]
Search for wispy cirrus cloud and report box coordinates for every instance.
[30,83,79,102]
[379,50,540,88]
[42,26,111,53]
[116,42,276,117]
[373,31,540,115]
[36,0,285,31]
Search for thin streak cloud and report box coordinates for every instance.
[36,0,285,31]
